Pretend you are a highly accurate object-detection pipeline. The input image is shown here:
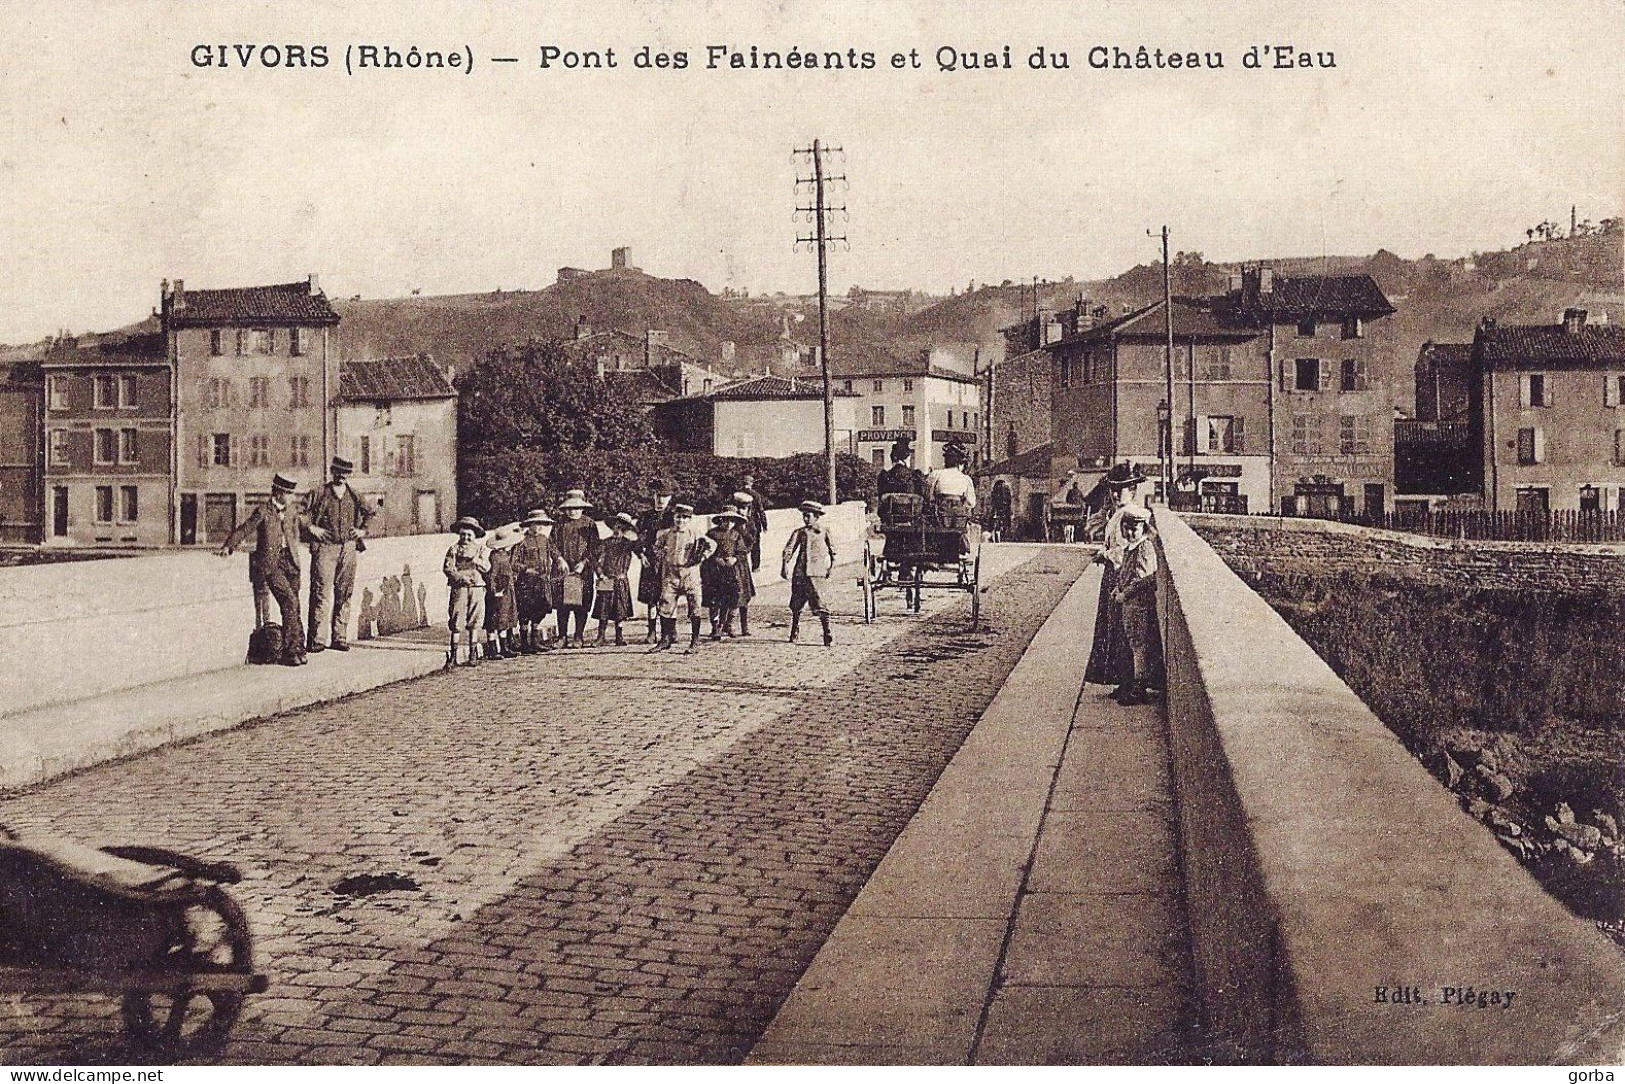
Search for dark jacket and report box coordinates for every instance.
[305,482,373,543]
[877,463,925,498]
[223,498,304,569]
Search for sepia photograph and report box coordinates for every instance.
[0,0,1621,1071]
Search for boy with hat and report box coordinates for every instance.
[592,512,641,646]
[728,492,760,636]
[513,508,564,653]
[650,502,715,654]
[1109,505,1162,704]
[483,523,526,659]
[442,516,490,667]
[218,472,308,666]
[304,454,374,654]
[554,490,600,648]
[703,507,748,641]
[781,500,837,646]
[636,483,677,643]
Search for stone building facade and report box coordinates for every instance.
[0,358,44,544]
[336,356,458,536]
[651,374,858,458]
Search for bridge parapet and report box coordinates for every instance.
[1155,508,1625,1064]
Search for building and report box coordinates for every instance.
[39,330,174,546]
[1473,308,1625,512]
[1047,297,1272,514]
[832,354,984,471]
[1225,268,1398,515]
[162,277,341,544]
[336,356,458,536]
[0,357,44,544]
[650,374,858,457]
[991,301,1104,470]
[1396,342,1480,499]
[556,320,728,403]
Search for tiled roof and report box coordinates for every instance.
[558,329,703,366]
[1247,275,1395,321]
[604,368,681,402]
[980,442,1054,479]
[828,356,982,384]
[1418,342,1473,367]
[42,331,167,368]
[1476,322,1625,367]
[706,374,859,401]
[1066,298,1262,343]
[166,281,339,328]
[340,356,456,401]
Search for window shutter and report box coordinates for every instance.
[1356,359,1369,391]
[1279,358,1293,392]
[1196,414,1210,453]
[1616,429,1625,467]
[1608,376,1622,409]
[1544,378,1555,408]
[1519,374,1531,408]
[1233,416,1246,454]
[196,433,208,468]
[1532,426,1545,463]
[1318,360,1333,392]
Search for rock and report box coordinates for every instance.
[1476,748,1500,775]
[1468,797,1494,819]
[1592,810,1618,839]
[1474,765,1515,802]
[1555,801,1576,825]
[1557,821,1604,851]
[1487,808,1521,835]
[1442,753,1463,790]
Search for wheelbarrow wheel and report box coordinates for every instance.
[122,888,253,1057]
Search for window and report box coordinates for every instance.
[1296,318,1317,338]
[1338,415,1372,456]
[47,375,68,410]
[248,434,271,467]
[1340,359,1369,392]
[395,434,418,476]
[290,434,313,467]
[205,378,235,409]
[249,377,270,408]
[119,428,138,464]
[1517,426,1543,465]
[94,486,114,524]
[1342,317,1364,340]
[290,327,305,356]
[1521,373,1551,408]
[872,405,885,426]
[359,435,372,475]
[213,433,232,467]
[210,329,224,356]
[49,429,69,467]
[902,379,914,392]
[1200,346,1232,381]
[1607,375,1625,408]
[1615,429,1625,466]
[842,380,853,393]
[1207,415,1241,454]
[119,485,138,523]
[901,405,915,427]
[873,380,884,392]
[118,374,137,408]
[1514,487,1549,514]
[1058,355,1072,388]
[1580,485,1602,513]
[94,428,116,465]
[94,374,116,409]
[1290,414,1323,456]
[244,329,272,355]
[373,404,391,428]
[289,376,312,409]
[1295,358,1321,392]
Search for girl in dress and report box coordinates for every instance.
[592,513,640,646]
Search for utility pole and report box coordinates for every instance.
[1162,226,1175,504]
[795,140,847,506]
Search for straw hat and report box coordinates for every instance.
[798,500,826,516]
[450,516,485,538]
[487,523,527,550]
[523,508,554,527]
[558,494,593,511]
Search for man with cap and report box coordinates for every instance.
[649,502,715,654]
[513,508,564,653]
[727,491,761,636]
[218,472,308,666]
[304,455,374,654]
[553,489,600,648]
[876,438,925,499]
[781,499,838,646]
[737,474,769,570]
[443,516,490,667]
[636,483,677,643]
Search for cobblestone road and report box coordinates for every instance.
[0,545,1084,1065]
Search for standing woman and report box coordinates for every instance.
[1083,462,1147,696]
[553,489,600,648]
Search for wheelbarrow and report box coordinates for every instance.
[0,827,267,1057]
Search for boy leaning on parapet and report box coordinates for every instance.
[782,499,837,647]
[1110,504,1163,705]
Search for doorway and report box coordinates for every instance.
[179,493,198,545]
[414,490,439,534]
[51,486,68,537]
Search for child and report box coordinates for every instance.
[703,507,748,641]
[592,512,640,646]
[650,502,715,654]
[728,492,760,636]
[513,508,563,653]
[781,499,837,647]
[1109,505,1162,705]
[442,517,491,667]
[554,490,600,648]
[483,523,525,659]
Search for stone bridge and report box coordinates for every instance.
[0,510,1619,1065]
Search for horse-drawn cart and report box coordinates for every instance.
[0,829,267,1057]
[861,493,983,629]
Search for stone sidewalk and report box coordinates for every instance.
[748,564,1200,1065]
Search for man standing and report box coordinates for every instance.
[218,472,308,667]
[305,455,373,653]
[738,473,769,570]
[876,439,925,499]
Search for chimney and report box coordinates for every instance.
[575,315,591,341]
[1227,272,1243,295]
[307,273,320,294]
[594,358,606,379]
[720,340,736,367]
[1258,267,1274,295]
[1562,308,1588,334]
[645,329,668,367]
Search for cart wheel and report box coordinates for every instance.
[122,889,253,1057]
[970,550,982,631]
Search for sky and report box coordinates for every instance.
[0,0,1621,343]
